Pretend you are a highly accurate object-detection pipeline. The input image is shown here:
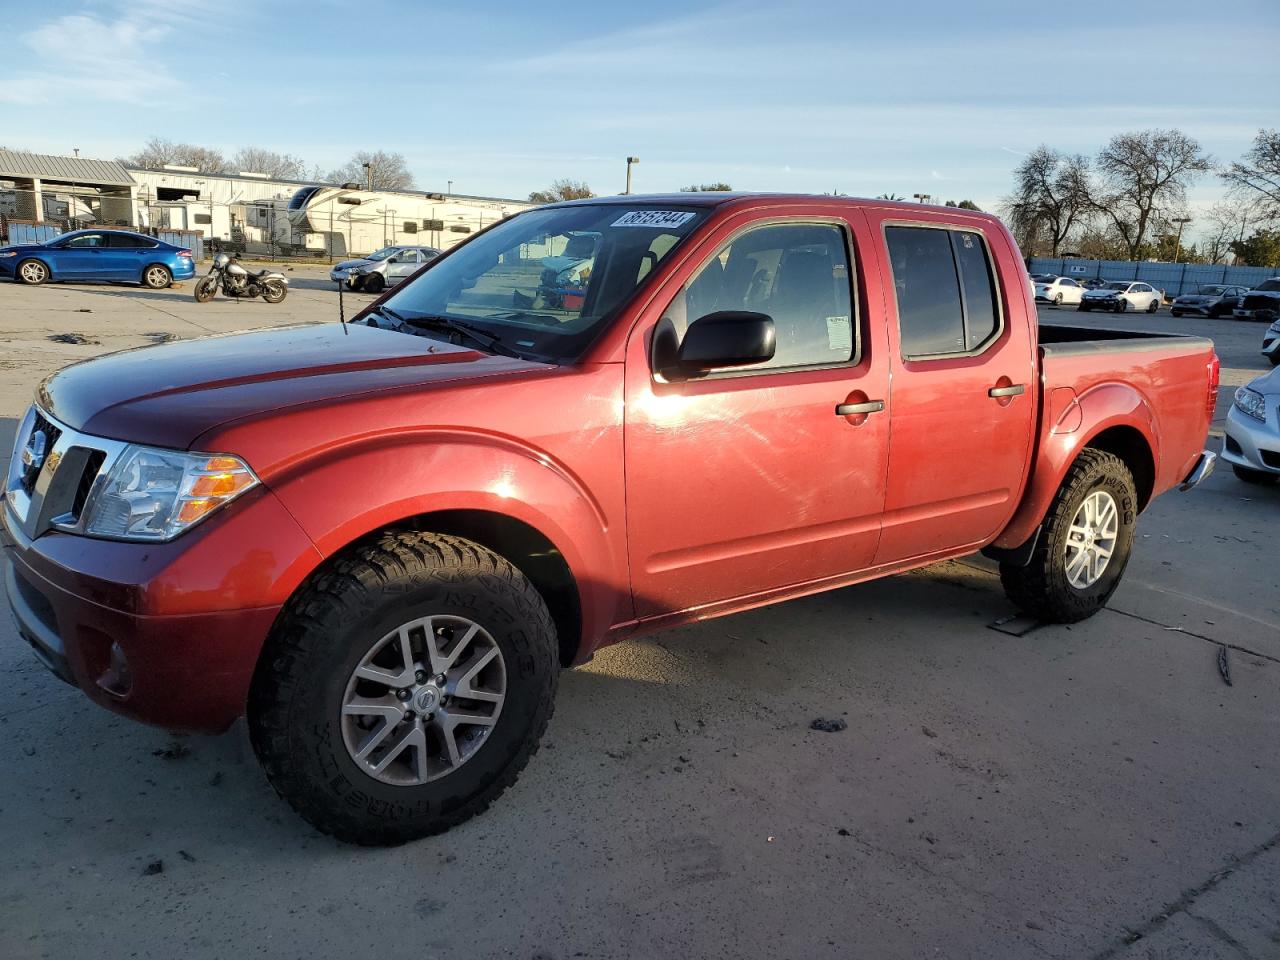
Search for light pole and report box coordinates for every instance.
[362,162,372,191]
[1170,217,1191,263]
[912,193,930,204]
[624,156,640,195]
[447,180,453,195]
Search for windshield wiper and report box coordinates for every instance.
[401,313,521,358]
[486,309,564,325]
[368,303,410,326]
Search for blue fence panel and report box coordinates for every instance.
[1027,257,1278,298]
[156,230,203,260]
[8,223,62,245]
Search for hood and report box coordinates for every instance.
[0,243,48,255]
[38,323,550,449]
[334,258,373,270]
[1175,294,1210,302]
[1248,365,1280,397]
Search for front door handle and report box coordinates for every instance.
[988,384,1025,398]
[835,400,885,416]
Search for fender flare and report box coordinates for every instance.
[990,382,1159,552]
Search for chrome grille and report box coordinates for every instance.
[4,406,128,540]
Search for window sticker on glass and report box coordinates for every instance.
[612,210,697,228]
[826,315,853,353]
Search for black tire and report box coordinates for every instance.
[1232,464,1278,485]
[1147,298,1160,313]
[363,272,386,294]
[1268,355,1280,367]
[1170,309,1182,318]
[1116,299,1127,313]
[16,258,48,285]
[142,264,172,289]
[194,277,217,303]
[262,279,288,304]
[1000,448,1137,623]
[248,531,559,845]
[1054,293,1063,305]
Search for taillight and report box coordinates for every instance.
[177,249,193,259]
[1206,354,1220,419]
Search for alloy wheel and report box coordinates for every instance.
[1064,490,1119,589]
[19,261,47,283]
[340,615,506,786]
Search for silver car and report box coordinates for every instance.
[1262,317,1280,367]
[1170,284,1248,319]
[1222,366,1280,484]
[329,245,441,293]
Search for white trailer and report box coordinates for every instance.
[285,186,532,258]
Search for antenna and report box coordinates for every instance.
[337,278,348,334]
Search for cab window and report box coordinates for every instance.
[659,221,856,372]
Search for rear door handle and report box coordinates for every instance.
[988,384,1025,398]
[835,400,885,416]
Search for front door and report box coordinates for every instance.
[386,249,420,283]
[624,214,891,617]
[54,232,107,278]
[864,213,1037,564]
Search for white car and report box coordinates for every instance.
[1033,276,1084,305]
[1079,281,1162,314]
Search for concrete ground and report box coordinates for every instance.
[0,271,1276,960]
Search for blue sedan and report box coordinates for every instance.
[0,229,196,288]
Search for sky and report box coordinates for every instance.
[0,0,1276,239]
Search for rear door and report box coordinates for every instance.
[105,232,155,280]
[624,209,891,616]
[864,214,1037,564]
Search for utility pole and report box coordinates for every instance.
[362,162,372,192]
[913,193,929,204]
[1171,217,1191,263]
[624,156,640,195]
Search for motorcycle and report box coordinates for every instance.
[194,253,289,304]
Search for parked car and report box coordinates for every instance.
[1079,280,1162,313]
[329,245,441,293]
[1170,284,1249,318]
[0,228,195,288]
[1033,275,1084,305]
[3,193,1218,845]
[1232,278,1280,322]
[1261,317,1280,366]
[1222,367,1279,484]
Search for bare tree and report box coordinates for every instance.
[1002,146,1092,257]
[127,137,228,172]
[528,179,595,204]
[231,147,307,180]
[328,151,415,190]
[1200,198,1262,264]
[1221,129,1280,221]
[681,182,733,192]
[1093,129,1211,260]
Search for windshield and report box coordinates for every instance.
[1258,279,1280,292]
[1104,282,1130,291]
[1194,285,1226,296]
[381,204,707,359]
[365,247,400,262]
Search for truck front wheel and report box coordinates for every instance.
[248,531,559,845]
[999,448,1136,623]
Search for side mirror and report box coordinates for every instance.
[669,311,775,377]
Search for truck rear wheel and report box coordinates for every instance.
[248,531,559,845]
[999,448,1136,623]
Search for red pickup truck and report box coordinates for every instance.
[3,194,1218,844]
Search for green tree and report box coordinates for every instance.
[681,183,733,192]
[1229,228,1280,267]
[945,199,982,210]
[876,193,905,201]
[528,179,595,204]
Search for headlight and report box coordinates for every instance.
[81,446,258,541]
[0,251,16,258]
[1233,387,1267,423]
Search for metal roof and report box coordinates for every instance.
[0,150,134,187]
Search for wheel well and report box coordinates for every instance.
[387,510,582,666]
[1085,426,1155,510]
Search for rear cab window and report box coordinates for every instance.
[885,225,1001,359]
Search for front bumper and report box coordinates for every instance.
[1178,450,1217,491]
[0,257,16,279]
[2,486,320,732]
[1222,404,1280,476]
[1262,326,1280,361]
